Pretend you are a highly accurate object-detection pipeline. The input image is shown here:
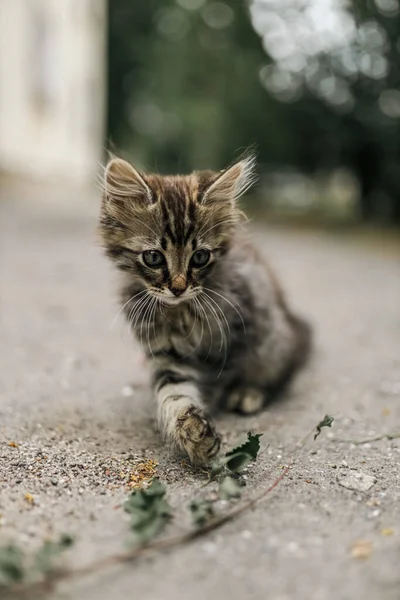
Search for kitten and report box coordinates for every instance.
[99,155,311,465]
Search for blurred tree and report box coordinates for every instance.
[107,0,297,173]
[251,0,400,222]
[107,0,400,223]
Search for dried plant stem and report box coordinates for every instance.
[335,432,400,445]
[5,463,291,596]
[299,428,315,447]
[68,462,291,579]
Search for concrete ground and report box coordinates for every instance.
[1,185,400,600]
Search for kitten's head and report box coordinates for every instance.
[99,156,256,305]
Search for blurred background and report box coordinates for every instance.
[1,0,400,225]
[1,7,400,594]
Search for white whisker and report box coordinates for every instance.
[111,289,147,331]
[200,292,228,377]
[203,287,246,333]
[145,296,158,359]
[200,293,224,353]
[150,297,164,355]
[202,291,231,343]
[195,295,213,359]
[138,295,154,355]
[130,293,151,330]
[127,291,148,324]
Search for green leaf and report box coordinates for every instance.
[219,476,242,500]
[209,457,226,479]
[209,432,262,479]
[0,545,25,585]
[226,452,253,473]
[124,479,172,543]
[226,432,262,460]
[314,415,334,440]
[141,479,165,497]
[34,534,74,575]
[58,534,74,549]
[209,451,251,478]
[190,500,215,527]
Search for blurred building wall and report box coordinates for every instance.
[0,0,106,185]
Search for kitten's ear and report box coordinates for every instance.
[201,155,257,205]
[104,158,152,204]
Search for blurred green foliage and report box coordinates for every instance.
[107,0,290,173]
[107,0,400,223]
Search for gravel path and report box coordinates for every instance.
[1,189,400,600]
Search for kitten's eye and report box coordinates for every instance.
[142,250,165,268]
[191,249,210,267]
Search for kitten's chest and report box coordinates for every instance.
[152,305,228,362]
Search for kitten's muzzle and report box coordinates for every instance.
[169,274,187,297]
[170,287,185,297]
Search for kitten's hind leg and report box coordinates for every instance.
[154,369,221,466]
[226,386,265,415]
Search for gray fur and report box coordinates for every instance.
[100,157,311,465]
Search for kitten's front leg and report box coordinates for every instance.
[153,368,220,466]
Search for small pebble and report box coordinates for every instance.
[121,386,134,397]
[367,509,381,519]
[202,542,217,555]
[351,540,372,559]
[241,530,252,539]
[287,541,300,554]
[338,471,377,492]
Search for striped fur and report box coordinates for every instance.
[99,156,311,465]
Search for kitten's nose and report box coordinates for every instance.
[170,274,187,297]
[170,287,185,297]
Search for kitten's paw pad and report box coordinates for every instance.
[177,407,221,466]
[227,388,264,415]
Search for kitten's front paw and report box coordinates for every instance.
[176,406,221,466]
[226,387,264,415]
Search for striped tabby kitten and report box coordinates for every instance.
[99,156,311,465]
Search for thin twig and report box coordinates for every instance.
[4,464,291,596]
[335,432,400,445]
[69,462,291,577]
[299,415,334,446]
[299,427,316,447]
